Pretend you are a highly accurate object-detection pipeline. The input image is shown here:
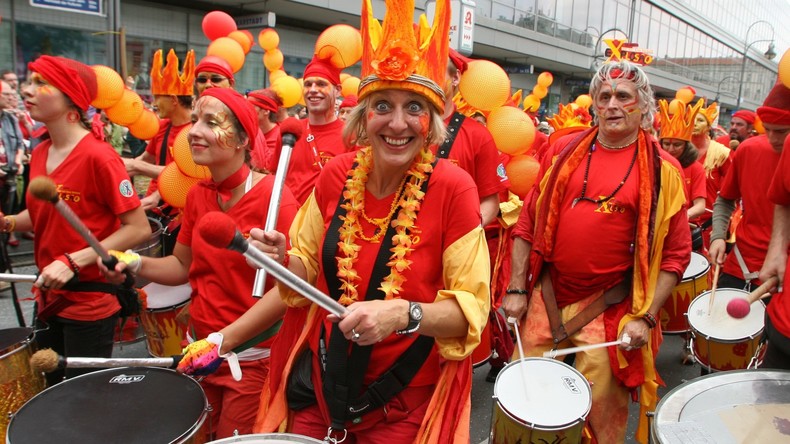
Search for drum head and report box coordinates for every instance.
[7,367,206,444]
[143,282,192,309]
[683,252,710,280]
[494,358,591,429]
[0,328,33,354]
[207,433,325,443]
[688,289,765,340]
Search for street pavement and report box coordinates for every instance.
[0,238,704,443]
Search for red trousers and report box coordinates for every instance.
[202,358,269,439]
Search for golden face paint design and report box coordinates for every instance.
[29,73,55,96]
[419,113,430,138]
[211,110,237,150]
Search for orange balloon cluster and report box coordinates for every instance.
[170,125,211,180]
[105,89,144,125]
[91,65,125,109]
[487,106,536,156]
[158,125,210,209]
[202,11,237,41]
[459,60,511,111]
[207,37,246,73]
[315,25,363,69]
[89,64,157,141]
[675,86,695,104]
[779,49,790,89]
[127,109,160,140]
[505,155,540,199]
[200,11,248,74]
[271,75,302,108]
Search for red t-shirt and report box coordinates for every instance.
[719,135,779,280]
[695,148,732,225]
[28,134,141,320]
[767,141,790,337]
[144,120,190,195]
[715,134,731,147]
[264,125,282,173]
[437,111,509,198]
[682,161,706,205]
[311,153,481,386]
[178,174,298,340]
[285,119,347,205]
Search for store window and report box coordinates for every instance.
[14,23,107,82]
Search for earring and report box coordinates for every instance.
[67,111,80,123]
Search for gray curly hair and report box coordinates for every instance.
[590,61,656,131]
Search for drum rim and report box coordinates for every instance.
[144,299,191,312]
[0,327,35,361]
[682,252,710,280]
[205,433,325,443]
[687,289,765,340]
[493,357,592,429]
[7,366,209,443]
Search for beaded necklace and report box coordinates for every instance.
[571,140,638,208]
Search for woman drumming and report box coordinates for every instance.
[101,88,298,438]
[3,56,150,386]
[248,0,490,441]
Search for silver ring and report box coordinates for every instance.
[351,328,361,341]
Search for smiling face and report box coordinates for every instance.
[21,72,70,123]
[593,78,643,143]
[365,89,432,172]
[195,71,232,95]
[188,96,245,167]
[303,76,339,119]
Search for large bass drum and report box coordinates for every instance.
[0,327,46,443]
[207,434,324,443]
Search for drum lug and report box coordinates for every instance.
[645,411,655,418]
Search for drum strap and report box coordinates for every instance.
[732,244,759,285]
[540,269,632,345]
[436,112,465,159]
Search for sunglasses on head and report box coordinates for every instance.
[196,76,227,84]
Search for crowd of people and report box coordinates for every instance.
[1,0,790,442]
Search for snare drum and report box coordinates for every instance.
[490,358,591,444]
[652,370,790,443]
[687,289,765,372]
[133,217,165,287]
[7,367,208,444]
[140,282,191,357]
[660,252,710,333]
[0,328,45,443]
[207,433,324,443]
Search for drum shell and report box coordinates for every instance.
[660,252,710,334]
[134,217,164,287]
[7,367,208,444]
[490,358,591,444]
[0,328,46,443]
[206,433,324,443]
[140,282,190,357]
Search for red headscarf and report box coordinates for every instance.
[247,90,280,114]
[196,56,235,83]
[27,55,97,110]
[448,49,470,73]
[303,56,341,85]
[200,88,259,152]
[732,109,757,124]
[757,82,790,125]
[339,94,358,109]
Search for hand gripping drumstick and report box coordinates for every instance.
[726,275,779,319]
[28,177,134,287]
[30,348,182,374]
[0,272,38,283]
[198,211,349,317]
[252,118,304,297]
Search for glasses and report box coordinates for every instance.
[195,76,228,84]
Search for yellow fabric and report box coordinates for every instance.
[278,192,323,308]
[702,140,731,178]
[497,191,523,228]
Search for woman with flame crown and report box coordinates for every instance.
[246,0,490,442]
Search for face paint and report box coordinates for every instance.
[211,110,237,150]
[419,113,430,138]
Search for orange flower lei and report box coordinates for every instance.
[336,146,435,305]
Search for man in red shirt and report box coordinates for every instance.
[247,88,283,173]
[716,109,757,149]
[124,49,194,211]
[284,56,348,205]
[504,61,690,444]
[710,82,790,290]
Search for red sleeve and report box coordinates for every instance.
[466,120,508,198]
[718,146,743,201]
[688,162,706,200]
[660,163,692,278]
[95,153,142,216]
[769,143,790,205]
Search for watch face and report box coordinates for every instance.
[410,302,423,321]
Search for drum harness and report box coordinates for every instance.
[314,121,468,442]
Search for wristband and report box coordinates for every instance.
[642,311,657,329]
[61,253,80,274]
[505,288,528,295]
[3,216,16,233]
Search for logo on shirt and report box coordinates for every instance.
[56,184,81,203]
[119,179,134,198]
[594,197,626,214]
[497,163,509,181]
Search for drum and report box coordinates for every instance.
[114,316,146,346]
[0,328,46,443]
[651,370,790,443]
[207,434,324,443]
[687,288,765,372]
[7,367,208,444]
[471,320,492,368]
[140,282,191,357]
[490,358,591,444]
[660,252,710,333]
[134,217,164,287]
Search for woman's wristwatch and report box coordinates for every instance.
[396,301,423,335]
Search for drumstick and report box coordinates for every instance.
[0,272,38,283]
[726,276,779,319]
[252,119,303,297]
[198,211,349,317]
[30,348,181,374]
[708,262,721,316]
[507,317,530,401]
[28,177,134,287]
[542,339,627,358]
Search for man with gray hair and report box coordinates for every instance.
[503,61,691,443]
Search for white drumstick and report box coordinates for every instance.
[507,317,530,401]
[542,338,628,358]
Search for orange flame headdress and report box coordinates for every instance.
[150,49,195,96]
[699,100,719,125]
[547,103,592,132]
[358,0,450,112]
[658,98,703,141]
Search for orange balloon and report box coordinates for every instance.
[228,30,252,54]
[271,76,303,108]
[91,65,125,109]
[675,87,695,104]
[778,49,790,89]
[522,94,540,112]
[339,73,350,83]
[207,37,245,73]
[341,76,361,98]
[532,84,548,100]
[536,72,554,88]
[159,162,203,209]
[202,11,236,41]
[505,155,541,199]
[574,94,593,109]
[105,89,144,125]
[668,98,684,115]
[315,24,362,69]
[127,109,160,140]
[171,125,211,179]
[258,29,280,52]
[487,106,536,156]
[263,49,284,72]
[459,60,510,111]
[268,69,286,83]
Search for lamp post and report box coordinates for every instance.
[736,20,776,110]
[715,75,738,103]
